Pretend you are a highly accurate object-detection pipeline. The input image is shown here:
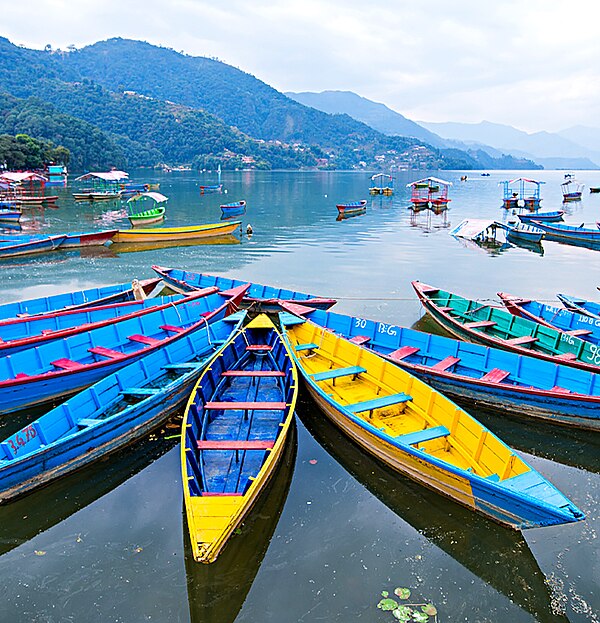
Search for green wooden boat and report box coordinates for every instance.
[412,281,600,373]
[128,206,166,226]
[127,191,168,226]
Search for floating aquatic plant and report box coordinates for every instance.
[377,587,439,622]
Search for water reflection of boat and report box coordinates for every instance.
[297,396,568,623]
[111,234,241,254]
[185,424,296,623]
[0,433,177,557]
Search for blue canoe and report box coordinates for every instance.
[279,302,600,431]
[0,234,66,258]
[279,310,583,529]
[0,278,163,321]
[530,220,600,244]
[0,208,22,223]
[152,265,337,310]
[0,291,198,356]
[0,230,117,248]
[499,292,600,345]
[220,200,246,216]
[0,285,248,415]
[0,312,246,502]
[518,211,564,223]
[557,293,600,321]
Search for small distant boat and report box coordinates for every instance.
[518,211,564,223]
[182,314,298,562]
[220,200,246,216]
[556,293,600,320]
[127,192,168,226]
[0,208,22,223]
[0,312,245,502]
[200,164,223,194]
[152,265,337,310]
[0,230,117,249]
[0,278,163,321]
[499,178,544,210]
[530,220,600,245]
[112,221,241,244]
[561,177,583,202]
[590,187,600,194]
[498,292,600,345]
[336,200,367,216]
[369,173,394,195]
[279,310,584,529]
[495,222,544,243]
[0,234,66,258]
[408,177,452,210]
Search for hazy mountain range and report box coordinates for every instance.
[288,90,600,169]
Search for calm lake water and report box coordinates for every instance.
[0,170,598,623]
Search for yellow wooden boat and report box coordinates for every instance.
[111,221,241,244]
[279,312,584,529]
[182,314,298,563]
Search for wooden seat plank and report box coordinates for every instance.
[159,324,185,334]
[348,335,371,345]
[387,346,420,361]
[430,356,460,372]
[480,368,511,383]
[506,335,538,346]
[245,344,272,352]
[397,425,450,446]
[311,365,366,382]
[295,343,318,352]
[88,346,123,359]
[551,386,571,394]
[465,320,497,329]
[51,358,85,370]
[128,334,161,345]
[205,401,286,410]
[565,329,592,337]
[347,393,412,414]
[554,352,578,361]
[197,440,275,450]
[222,370,286,377]
[121,387,161,397]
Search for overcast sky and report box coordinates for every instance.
[4,0,600,133]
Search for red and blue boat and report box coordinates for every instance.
[152,265,337,310]
[518,210,564,223]
[530,220,600,245]
[0,285,247,415]
[0,234,66,258]
[557,293,600,320]
[0,312,246,502]
[336,200,367,216]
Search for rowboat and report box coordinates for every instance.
[0,291,193,356]
[494,222,544,243]
[220,200,246,216]
[0,278,163,321]
[590,187,600,193]
[0,208,22,223]
[498,292,600,345]
[279,311,583,529]
[0,312,245,502]
[128,206,166,226]
[0,230,118,249]
[281,303,600,430]
[0,235,66,258]
[73,191,121,201]
[518,210,564,223]
[412,281,600,373]
[557,293,600,320]
[529,221,600,245]
[152,265,337,310]
[182,314,298,562]
[111,221,241,244]
[0,285,247,415]
[336,200,367,216]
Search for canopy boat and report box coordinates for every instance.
[182,314,298,563]
[494,221,545,243]
[529,220,600,245]
[557,293,600,320]
[0,207,22,223]
[336,200,367,216]
[0,278,163,321]
[152,265,337,310]
[200,164,223,194]
[220,200,246,216]
[0,234,66,258]
[0,291,193,356]
[412,281,600,373]
[0,285,247,415]
[0,172,58,205]
[281,303,600,430]
[561,177,583,202]
[499,180,519,209]
[127,192,168,226]
[369,173,394,196]
[111,221,241,244]
[498,292,600,345]
[408,177,452,211]
[0,312,245,503]
[279,311,583,528]
[73,170,129,201]
[518,210,564,223]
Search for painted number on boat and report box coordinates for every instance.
[587,344,600,365]
[5,424,37,456]
[561,333,576,346]
[355,318,368,329]
[377,322,398,337]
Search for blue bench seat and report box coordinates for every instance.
[295,343,319,352]
[396,425,450,446]
[120,387,161,397]
[347,393,412,414]
[311,366,366,382]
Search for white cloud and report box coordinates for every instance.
[3,0,600,131]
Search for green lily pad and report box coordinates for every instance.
[381,591,389,598]
[422,604,437,616]
[412,612,428,622]
[394,587,411,600]
[377,598,399,611]
[392,605,412,621]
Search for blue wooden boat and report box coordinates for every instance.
[220,200,246,216]
[0,278,163,321]
[495,221,544,243]
[498,292,600,345]
[518,211,564,223]
[152,265,337,310]
[0,285,248,415]
[0,291,198,356]
[530,220,600,245]
[557,293,600,320]
[0,234,66,258]
[0,208,22,223]
[0,312,245,502]
[336,200,367,216]
[279,303,600,431]
[182,314,298,562]
[0,230,117,248]
[279,311,584,529]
